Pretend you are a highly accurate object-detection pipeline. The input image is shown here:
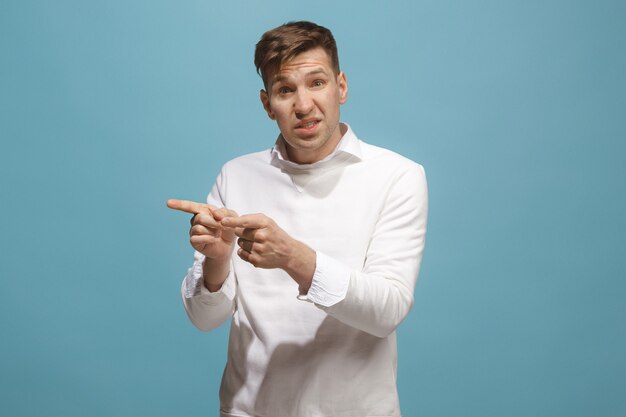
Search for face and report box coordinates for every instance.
[260,47,348,164]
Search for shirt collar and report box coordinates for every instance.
[270,122,362,170]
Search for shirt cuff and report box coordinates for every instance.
[300,251,351,307]
[182,253,236,303]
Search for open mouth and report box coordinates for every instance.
[296,120,320,130]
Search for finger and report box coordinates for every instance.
[167,199,213,215]
[190,224,220,237]
[211,207,239,221]
[234,227,267,242]
[221,213,269,229]
[193,212,220,228]
[237,247,257,266]
[237,237,254,253]
[190,234,219,247]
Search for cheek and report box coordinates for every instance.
[270,103,290,121]
[274,111,292,124]
[274,112,290,124]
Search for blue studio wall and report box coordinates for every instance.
[1,1,625,416]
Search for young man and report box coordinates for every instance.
[168,21,428,417]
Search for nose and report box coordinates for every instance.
[293,89,314,116]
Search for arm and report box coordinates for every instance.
[168,178,239,331]
[316,164,428,337]
[219,164,428,338]
[180,250,237,331]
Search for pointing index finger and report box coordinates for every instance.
[166,199,213,215]
[221,214,267,229]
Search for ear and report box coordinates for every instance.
[260,89,275,120]
[337,72,348,104]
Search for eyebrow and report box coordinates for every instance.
[272,68,329,84]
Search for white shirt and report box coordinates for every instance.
[182,124,428,417]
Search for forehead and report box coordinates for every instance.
[268,47,334,85]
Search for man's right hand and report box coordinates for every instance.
[167,199,238,260]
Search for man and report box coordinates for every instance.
[168,21,428,417]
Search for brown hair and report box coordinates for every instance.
[254,21,340,89]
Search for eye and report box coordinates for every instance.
[277,86,292,95]
[312,80,326,88]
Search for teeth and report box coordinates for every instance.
[301,121,317,128]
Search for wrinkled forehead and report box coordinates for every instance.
[272,66,330,84]
[266,47,336,87]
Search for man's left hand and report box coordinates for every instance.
[220,214,316,292]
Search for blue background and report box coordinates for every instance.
[1,1,625,416]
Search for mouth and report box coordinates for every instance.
[295,119,320,132]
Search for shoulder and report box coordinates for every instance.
[358,140,426,179]
[356,141,428,215]
[220,148,274,174]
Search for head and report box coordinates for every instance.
[255,21,340,90]
[255,21,348,164]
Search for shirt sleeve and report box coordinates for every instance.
[307,163,428,338]
[302,252,351,306]
[180,167,237,331]
[181,251,236,331]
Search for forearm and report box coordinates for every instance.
[308,163,428,337]
[306,248,423,338]
[322,269,416,338]
[181,283,235,331]
[202,256,232,292]
[283,240,316,294]
[181,252,236,331]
